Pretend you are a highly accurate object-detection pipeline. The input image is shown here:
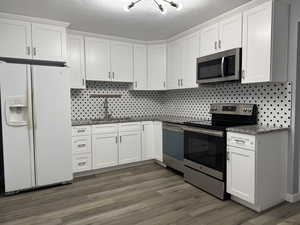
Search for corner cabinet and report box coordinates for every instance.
[242,0,289,83]
[199,13,242,57]
[147,44,167,90]
[227,130,288,212]
[67,34,86,89]
[0,18,68,62]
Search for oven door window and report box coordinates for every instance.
[197,58,222,80]
[184,131,225,173]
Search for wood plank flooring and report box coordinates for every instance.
[1,163,300,225]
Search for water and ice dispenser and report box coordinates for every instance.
[5,96,28,126]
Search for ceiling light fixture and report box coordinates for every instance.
[124,0,182,14]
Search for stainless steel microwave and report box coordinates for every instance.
[197,48,242,84]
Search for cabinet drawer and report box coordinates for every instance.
[227,132,255,150]
[92,124,118,134]
[72,126,91,137]
[119,122,141,132]
[73,154,92,173]
[72,136,91,154]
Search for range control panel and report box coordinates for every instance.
[209,103,256,116]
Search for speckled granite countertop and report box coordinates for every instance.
[72,116,198,126]
[227,125,290,135]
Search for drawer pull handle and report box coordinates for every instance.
[78,130,85,133]
[78,162,87,166]
[78,144,86,148]
[235,139,246,144]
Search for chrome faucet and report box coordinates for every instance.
[103,97,111,120]
[90,94,122,120]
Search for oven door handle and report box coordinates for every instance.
[183,127,224,137]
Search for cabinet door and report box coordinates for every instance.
[31,23,67,62]
[110,41,133,82]
[199,24,219,57]
[133,44,147,90]
[227,146,255,204]
[85,37,110,81]
[219,14,242,51]
[141,122,154,160]
[92,133,118,169]
[119,131,141,164]
[153,122,163,162]
[167,41,183,89]
[148,44,166,90]
[182,33,199,89]
[67,35,86,89]
[242,1,272,84]
[0,18,32,59]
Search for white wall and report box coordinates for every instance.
[288,0,300,194]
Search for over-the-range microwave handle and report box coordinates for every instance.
[221,57,225,77]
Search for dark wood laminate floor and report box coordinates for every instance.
[1,163,300,225]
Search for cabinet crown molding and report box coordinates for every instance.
[0,12,70,27]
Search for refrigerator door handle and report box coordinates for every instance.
[31,66,37,129]
[27,69,33,129]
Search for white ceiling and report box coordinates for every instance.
[0,0,252,41]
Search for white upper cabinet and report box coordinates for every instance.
[85,38,133,82]
[148,44,167,90]
[67,34,86,89]
[0,18,67,62]
[110,41,133,82]
[0,18,32,59]
[219,14,242,51]
[167,40,183,90]
[133,44,148,90]
[242,0,289,84]
[200,14,242,57]
[31,23,67,62]
[85,37,110,81]
[200,24,219,57]
[182,33,199,89]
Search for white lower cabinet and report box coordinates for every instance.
[119,131,141,164]
[227,131,288,212]
[141,122,155,160]
[153,121,163,162]
[72,121,162,173]
[73,154,92,173]
[71,126,92,173]
[92,133,118,169]
[227,146,255,204]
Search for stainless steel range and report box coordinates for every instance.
[183,103,258,200]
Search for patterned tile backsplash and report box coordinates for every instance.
[71,81,292,127]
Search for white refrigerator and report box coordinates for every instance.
[0,63,73,194]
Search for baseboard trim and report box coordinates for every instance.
[285,192,300,203]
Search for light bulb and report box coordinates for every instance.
[176,2,183,11]
[124,5,130,12]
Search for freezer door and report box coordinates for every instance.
[0,63,35,192]
[31,66,73,187]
